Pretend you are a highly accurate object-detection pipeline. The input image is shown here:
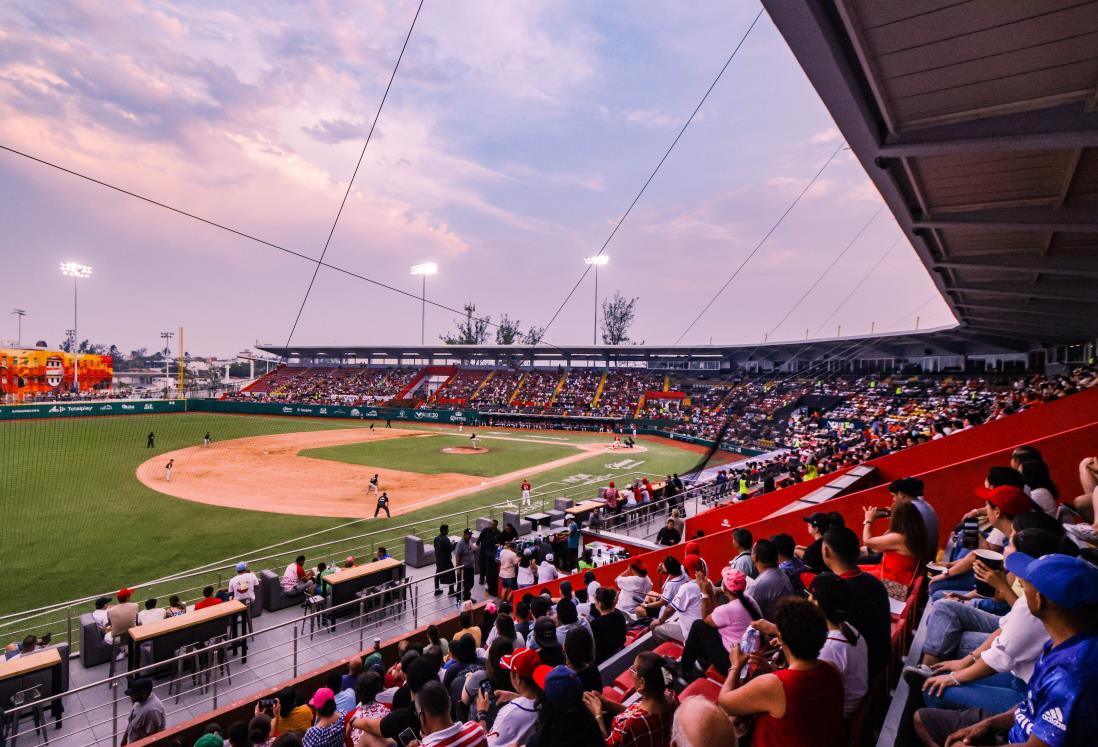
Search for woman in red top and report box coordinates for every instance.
[859,501,928,588]
[718,598,844,747]
[583,652,676,747]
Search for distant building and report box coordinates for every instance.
[0,348,113,401]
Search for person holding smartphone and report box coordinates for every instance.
[410,680,487,747]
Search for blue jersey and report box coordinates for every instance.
[1009,632,1098,746]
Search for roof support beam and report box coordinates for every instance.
[878,103,1098,157]
[934,255,1098,278]
[914,205,1098,232]
[953,301,1098,321]
[963,315,1098,334]
[949,286,1098,304]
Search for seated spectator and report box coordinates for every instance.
[565,626,602,693]
[326,670,355,715]
[525,666,604,747]
[486,614,517,649]
[315,562,336,596]
[538,554,560,583]
[345,671,386,747]
[194,586,222,610]
[614,564,652,619]
[637,557,686,620]
[807,572,868,718]
[907,529,1070,714]
[889,477,940,560]
[281,555,316,598]
[678,567,761,680]
[417,679,489,747]
[274,687,312,736]
[555,599,592,646]
[352,656,438,745]
[771,533,808,596]
[375,547,391,561]
[747,539,794,621]
[106,588,139,646]
[444,634,483,702]
[457,611,483,647]
[427,624,451,658]
[463,638,515,724]
[138,598,167,625]
[122,677,165,745]
[822,526,891,675]
[914,552,1098,747]
[528,618,566,666]
[656,519,682,547]
[670,695,737,747]
[228,562,260,607]
[247,715,274,747]
[718,598,844,747]
[651,556,706,644]
[301,687,345,745]
[860,500,929,589]
[579,551,597,572]
[729,529,756,579]
[590,588,627,664]
[797,512,842,573]
[583,570,601,601]
[92,596,111,632]
[166,595,187,617]
[582,652,677,746]
[1018,458,1059,518]
[481,647,542,746]
[574,588,592,619]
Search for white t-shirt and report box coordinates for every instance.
[488,696,538,747]
[228,571,260,602]
[980,596,1049,682]
[660,573,688,605]
[517,565,536,587]
[668,581,703,640]
[819,626,869,717]
[281,562,302,592]
[1027,487,1057,517]
[92,608,109,630]
[587,580,602,601]
[615,575,652,614]
[537,562,559,583]
[499,549,519,579]
[137,608,167,626]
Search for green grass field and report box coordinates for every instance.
[0,413,703,627]
[302,433,578,476]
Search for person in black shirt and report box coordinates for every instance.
[564,626,602,693]
[373,491,391,518]
[589,588,627,664]
[799,511,842,573]
[433,525,456,596]
[655,519,681,547]
[478,519,502,588]
[822,526,891,675]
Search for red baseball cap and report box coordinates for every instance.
[500,647,541,679]
[531,664,555,689]
[684,554,704,576]
[977,485,1034,517]
[117,588,133,601]
[684,541,700,556]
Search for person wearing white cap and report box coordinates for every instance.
[537,554,559,583]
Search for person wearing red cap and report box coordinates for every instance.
[105,588,138,647]
[603,481,621,517]
[650,555,706,644]
[481,648,542,746]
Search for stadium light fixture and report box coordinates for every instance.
[410,262,438,345]
[11,308,26,347]
[59,262,92,392]
[583,255,609,345]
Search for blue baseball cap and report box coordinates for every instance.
[235,562,247,572]
[536,665,582,711]
[1005,552,1098,610]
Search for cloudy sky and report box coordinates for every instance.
[0,1,955,357]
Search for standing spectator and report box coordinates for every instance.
[729,529,756,579]
[455,529,477,602]
[228,562,259,605]
[281,556,316,598]
[582,652,677,746]
[822,527,892,675]
[603,482,621,517]
[668,509,685,539]
[478,520,502,587]
[718,598,844,747]
[517,555,537,589]
[121,677,165,745]
[591,588,627,664]
[106,588,139,646]
[499,542,520,602]
[746,539,794,621]
[566,519,582,570]
[656,519,681,547]
[434,525,457,597]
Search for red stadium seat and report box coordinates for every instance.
[653,641,684,659]
[613,668,637,694]
[602,686,625,703]
[679,677,721,702]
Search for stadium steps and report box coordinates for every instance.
[634,393,646,418]
[469,370,494,400]
[765,465,877,518]
[590,371,608,407]
[663,374,670,392]
[546,372,568,409]
[508,373,526,405]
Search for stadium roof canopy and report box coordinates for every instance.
[763,0,1098,346]
[258,325,1038,368]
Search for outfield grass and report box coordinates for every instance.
[301,433,578,477]
[0,413,703,623]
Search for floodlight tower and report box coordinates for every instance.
[410,262,438,345]
[584,255,609,345]
[11,309,26,347]
[59,262,92,391]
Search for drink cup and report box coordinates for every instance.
[973,550,1003,598]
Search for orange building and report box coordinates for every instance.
[0,348,113,401]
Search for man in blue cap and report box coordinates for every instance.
[915,553,1098,747]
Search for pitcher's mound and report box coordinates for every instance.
[441,447,489,455]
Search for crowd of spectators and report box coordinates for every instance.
[545,370,602,416]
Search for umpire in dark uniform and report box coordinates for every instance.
[433,525,456,596]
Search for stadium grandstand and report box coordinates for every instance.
[4,2,1098,747]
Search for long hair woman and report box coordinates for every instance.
[861,500,929,588]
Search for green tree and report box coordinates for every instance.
[600,292,639,345]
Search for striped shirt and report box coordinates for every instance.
[421,720,488,747]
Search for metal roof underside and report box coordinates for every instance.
[763,0,1098,346]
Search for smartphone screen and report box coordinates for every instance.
[399,727,418,746]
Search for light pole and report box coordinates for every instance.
[11,309,26,347]
[59,262,92,392]
[160,331,174,393]
[410,262,438,346]
[584,255,609,345]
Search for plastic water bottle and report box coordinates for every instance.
[739,627,760,655]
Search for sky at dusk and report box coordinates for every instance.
[0,1,956,357]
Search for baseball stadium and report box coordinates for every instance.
[2,3,1098,747]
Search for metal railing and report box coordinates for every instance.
[0,469,661,653]
[1,569,470,747]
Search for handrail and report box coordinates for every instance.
[0,469,661,640]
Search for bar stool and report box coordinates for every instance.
[4,686,48,746]
[167,644,201,704]
[301,594,327,640]
[201,635,232,691]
